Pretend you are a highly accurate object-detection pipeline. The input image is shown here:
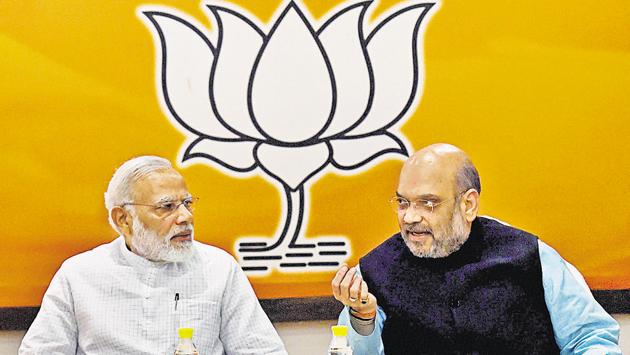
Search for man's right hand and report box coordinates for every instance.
[331,264,377,319]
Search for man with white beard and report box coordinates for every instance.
[20,156,287,355]
[332,143,620,354]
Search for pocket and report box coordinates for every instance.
[175,299,221,350]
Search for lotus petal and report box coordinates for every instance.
[255,142,330,190]
[143,12,238,139]
[183,137,257,172]
[250,3,334,143]
[208,6,266,140]
[347,4,434,136]
[330,133,407,170]
[318,2,372,138]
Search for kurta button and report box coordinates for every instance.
[449,299,461,308]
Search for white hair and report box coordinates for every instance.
[104,156,172,233]
[128,208,194,262]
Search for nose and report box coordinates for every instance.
[175,204,194,225]
[402,205,424,224]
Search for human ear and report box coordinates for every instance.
[111,206,132,237]
[462,189,479,223]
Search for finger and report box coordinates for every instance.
[360,280,369,304]
[349,275,362,302]
[339,267,356,300]
[331,264,348,300]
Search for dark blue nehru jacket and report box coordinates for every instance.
[360,217,559,354]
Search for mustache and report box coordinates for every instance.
[169,224,194,237]
[405,223,432,234]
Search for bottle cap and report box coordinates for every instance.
[331,325,348,337]
[178,327,194,339]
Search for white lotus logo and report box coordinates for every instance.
[139,1,436,274]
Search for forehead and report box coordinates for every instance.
[131,168,189,201]
[398,156,457,198]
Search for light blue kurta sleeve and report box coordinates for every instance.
[337,266,385,355]
[338,304,385,355]
[538,240,621,354]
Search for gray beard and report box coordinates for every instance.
[129,211,194,262]
[402,207,469,258]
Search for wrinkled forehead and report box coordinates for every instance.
[398,154,458,198]
[131,168,189,202]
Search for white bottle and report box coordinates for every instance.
[328,325,352,355]
[175,327,199,355]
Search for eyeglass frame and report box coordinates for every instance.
[119,196,199,217]
[389,190,469,215]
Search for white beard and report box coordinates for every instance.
[129,212,194,262]
[402,206,469,258]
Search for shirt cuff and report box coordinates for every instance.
[349,310,376,336]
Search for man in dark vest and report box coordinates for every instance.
[331,143,620,354]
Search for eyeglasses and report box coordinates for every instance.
[389,191,467,214]
[120,197,199,217]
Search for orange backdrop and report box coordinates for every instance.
[1,0,629,307]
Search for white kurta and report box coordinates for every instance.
[19,237,287,355]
